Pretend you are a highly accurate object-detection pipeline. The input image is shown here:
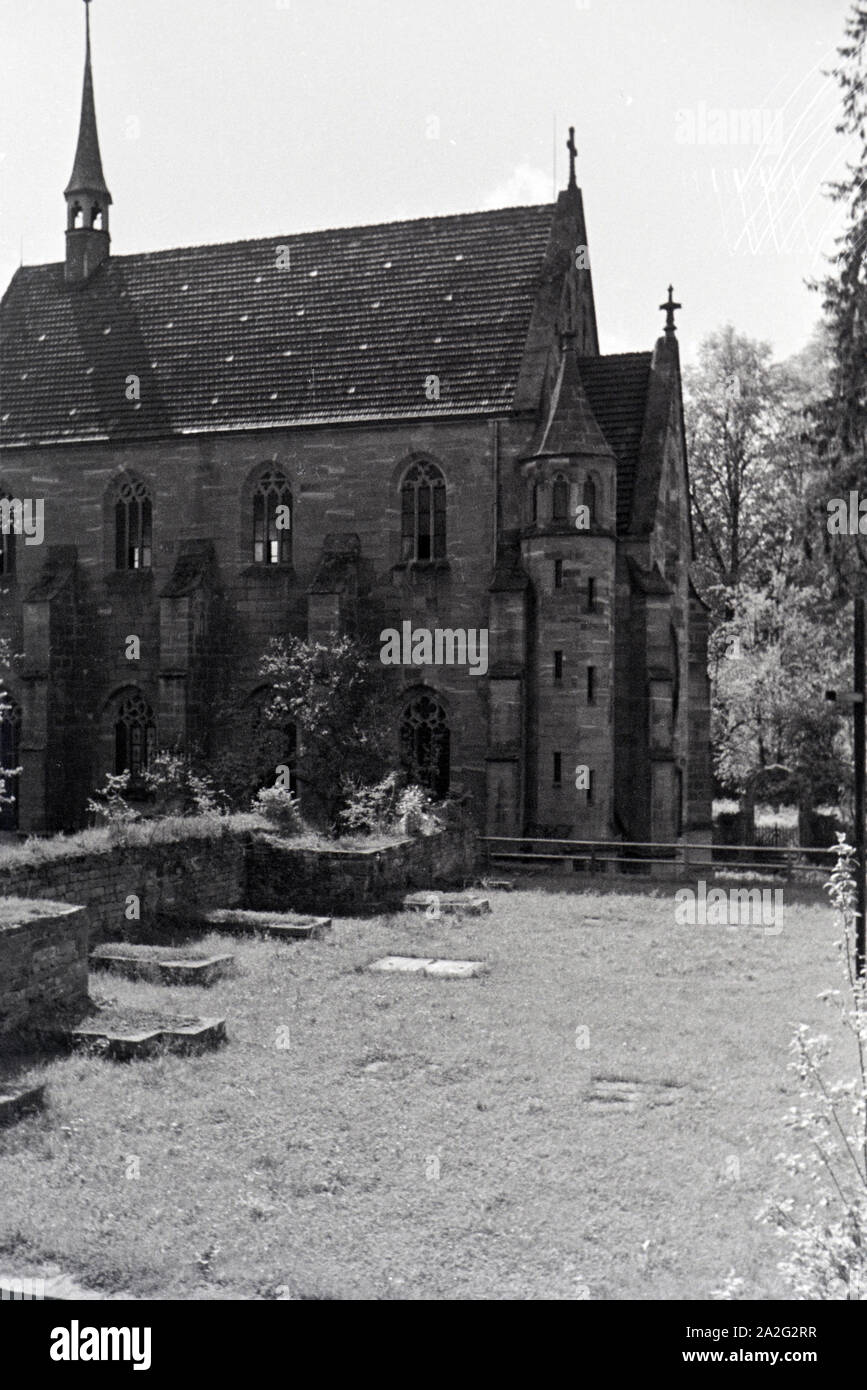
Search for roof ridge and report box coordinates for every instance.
[18,202,555,274]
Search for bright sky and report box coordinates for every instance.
[0,0,855,365]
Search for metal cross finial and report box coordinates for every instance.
[567,126,578,187]
[659,284,681,337]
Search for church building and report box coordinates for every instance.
[0,7,712,840]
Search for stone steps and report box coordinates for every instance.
[204,909,331,940]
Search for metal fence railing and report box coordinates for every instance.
[480,836,838,880]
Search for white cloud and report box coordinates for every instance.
[480,163,553,209]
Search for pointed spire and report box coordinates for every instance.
[659,285,681,339]
[64,1,112,203]
[566,126,578,189]
[527,327,614,460]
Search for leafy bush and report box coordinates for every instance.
[339,773,443,838]
[86,772,141,841]
[339,772,402,835]
[261,634,392,827]
[760,835,867,1299]
[395,784,442,836]
[142,752,227,818]
[251,784,305,836]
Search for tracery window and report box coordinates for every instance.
[399,692,450,797]
[114,475,152,570]
[113,690,155,780]
[253,470,292,565]
[401,461,446,561]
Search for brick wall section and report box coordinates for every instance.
[246,823,479,914]
[0,821,478,961]
[0,835,246,949]
[0,901,88,1038]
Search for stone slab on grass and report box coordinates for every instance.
[369,956,435,974]
[68,1007,226,1060]
[204,909,331,940]
[369,955,486,978]
[0,1082,46,1127]
[90,944,234,986]
[423,959,487,978]
[403,892,491,915]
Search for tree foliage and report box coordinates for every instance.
[261,634,393,830]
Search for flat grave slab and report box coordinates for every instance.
[204,909,331,940]
[423,959,486,978]
[369,956,434,973]
[90,944,234,986]
[479,879,514,892]
[403,892,491,915]
[68,1007,226,1060]
[583,1075,684,1114]
[0,1082,46,1127]
[369,956,486,978]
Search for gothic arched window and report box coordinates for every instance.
[401,461,446,562]
[400,691,450,797]
[113,690,155,781]
[531,482,540,524]
[583,477,597,523]
[113,475,152,570]
[253,470,292,565]
[552,475,569,521]
[0,694,21,831]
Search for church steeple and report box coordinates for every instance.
[64,0,112,284]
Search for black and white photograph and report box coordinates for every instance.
[0,0,865,1353]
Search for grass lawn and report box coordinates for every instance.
[0,875,851,1300]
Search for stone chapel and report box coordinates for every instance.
[0,6,712,839]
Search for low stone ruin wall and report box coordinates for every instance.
[246,822,479,914]
[0,900,89,1039]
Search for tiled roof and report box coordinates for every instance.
[578,351,653,531]
[0,205,555,447]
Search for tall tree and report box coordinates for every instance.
[684,327,797,609]
[812,3,867,587]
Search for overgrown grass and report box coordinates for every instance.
[0,815,407,869]
[0,877,847,1300]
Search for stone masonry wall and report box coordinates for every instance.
[0,901,88,1039]
[243,823,478,914]
[0,834,246,949]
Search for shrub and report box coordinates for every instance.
[142,752,228,818]
[85,772,140,841]
[339,772,402,835]
[251,784,305,836]
[395,784,442,837]
[339,773,443,838]
[760,835,867,1299]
